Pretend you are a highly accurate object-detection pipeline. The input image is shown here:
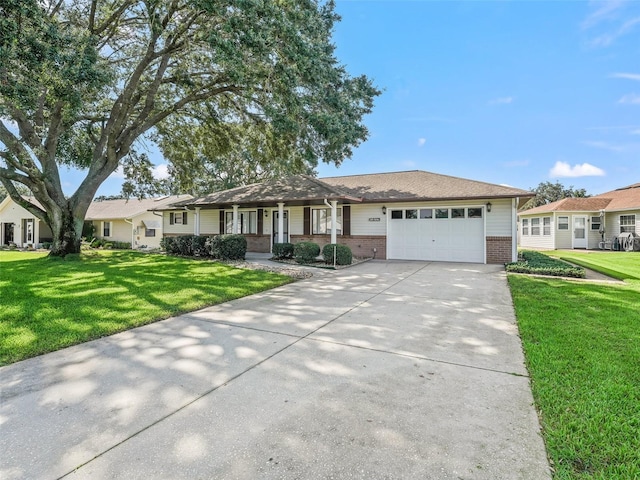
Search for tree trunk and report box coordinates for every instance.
[49,207,84,257]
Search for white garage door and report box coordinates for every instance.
[387,207,485,263]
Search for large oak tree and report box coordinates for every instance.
[0,0,379,255]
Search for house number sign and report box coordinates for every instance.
[368,217,381,222]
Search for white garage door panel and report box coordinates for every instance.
[387,208,484,263]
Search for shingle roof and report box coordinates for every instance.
[320,170,532,202]
[85,195,192,220]
[164,170,532,209]
[520,197,612,215]
[519,182,640,215]
[593,183,640,211]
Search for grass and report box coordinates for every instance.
[0,250,292,366]
[549,250,640,281]
[509,253,640,479]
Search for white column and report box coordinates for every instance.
[194,207,201,236]
[232,205,239,234]
[512,198,518,263]
[330,200,338,245]
[277,202,284,243]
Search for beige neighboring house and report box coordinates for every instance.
[0,196,53,247]
[518,182,640,250]
[155,171,533,264]
[86,195,192,249]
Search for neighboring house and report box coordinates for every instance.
[155,171,532,264]
[518,182,640,250]
[0,196,53,247]
[86,195,192,249]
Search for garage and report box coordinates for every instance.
[387,206,485,263]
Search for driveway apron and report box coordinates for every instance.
[0,261,551,480]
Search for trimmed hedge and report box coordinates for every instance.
[272,242,294,260]
[506,250,585,278]
[294,241,320,264]
[161,234,246,260]
[322,243,353,266]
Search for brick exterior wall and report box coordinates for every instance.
[486,236,513,264]
[290,235,387,260]
[245,235,270,253]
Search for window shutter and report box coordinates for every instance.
[303,207,311,235]
[343,205,351,236]
[219,210,224,234]
[257,209,263,235]
[183,212,187,225]
[169,213,174,225]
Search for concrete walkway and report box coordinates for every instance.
[1,261,551,480]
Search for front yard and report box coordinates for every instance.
[509,251,640,479]
[0,250,292,366]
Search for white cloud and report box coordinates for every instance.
[582,140,625,152]
[582,0,627,29]
[618,93,640,104]
[417,138,426,147]
[152,164,170,180]
[488,97,514,105]
[549,161,606,178]
[110,165,125,179]
[610,72,640,81]
[588,15,640,47]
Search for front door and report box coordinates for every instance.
[3,223,14,245]
[572,215,588,249]
[272,211,289,244]
[23,219,34,244]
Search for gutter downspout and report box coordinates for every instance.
[512,198,518,262]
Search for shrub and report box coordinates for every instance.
[191,235,208,257]
[294,241,320,264]
[216,234,247,260]
[506,250,585,278]
[175,235,195,256]
[322,243,353,266]
[272,242,294,259]
[110,241,131,250]
[160,236,178,254]
[41,242,52,250]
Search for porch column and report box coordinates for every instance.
[512,198,518,263]
[194,207,201,236]
[277,202,284,243]
[232,205,239,234]
[330,200,338,244]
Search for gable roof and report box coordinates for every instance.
[86,195,192,220]
[519,182,640,216]
[163,170,532,210]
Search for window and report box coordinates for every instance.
[170,212,187,225]
[451,208,465,218]
[522,218,529,236]
[435,208,449,219]
[312,208,342,234]
[558,216,568,230]
[103,221,111,237]
[531,218,540,235]
[405,209,418,219]
[419,209,433,219]
[620,215,636,233]
[391,210,403,219]
[543,217,551,235]
[145,229,156,237]
[468,208,482,218]
[225,211,258,234]
[591,216,602,231]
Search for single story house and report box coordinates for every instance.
[155,171,533,264]
[0,195,191,249]
[0,196,53,247]
[86,195,192,249]
[518,182,640,250]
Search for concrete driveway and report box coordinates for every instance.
[1,261,551,480]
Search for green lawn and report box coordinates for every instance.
[0,250,292,366]
[509,253,640,479]
[549,250,640,281]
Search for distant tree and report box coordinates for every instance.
[0,182,31,202]
[0,0,379,256]
[522,181,590,210]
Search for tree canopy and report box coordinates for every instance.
[0,0,379,255]
[522,181,590,210]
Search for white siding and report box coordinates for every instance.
[0,199,49,247]
[518,214,555,249]
[163,210,192,235]
[131,211,164,249]
[199,210,220,235]
[350,204,386,235]
[288,206,304,236]
[485,199,513,236]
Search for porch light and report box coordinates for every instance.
[486,202,492,213]
[264,210,268,217]
[382,206,387,215]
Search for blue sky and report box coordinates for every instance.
[94,0,640,197]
